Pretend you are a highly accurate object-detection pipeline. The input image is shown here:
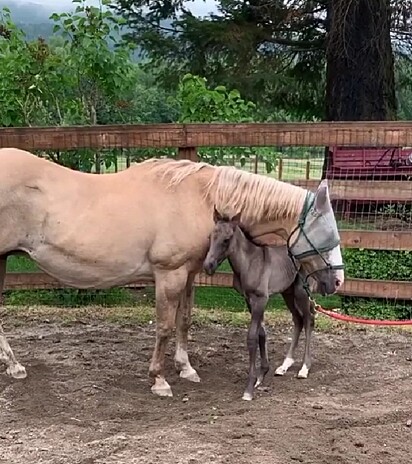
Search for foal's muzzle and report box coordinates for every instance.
[203,261,217,275]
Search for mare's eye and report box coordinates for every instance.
[223,238,230,245]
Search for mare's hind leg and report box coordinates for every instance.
[243,293,267,401]
[174,273,200,383]
[149,267,188,397]
[0,255,26,379]
[275,286,303,376]
[296,290,315,379]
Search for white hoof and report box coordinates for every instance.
[7,363,27,379]
[297,365,309,379]
[180,368,201,383]
[254,377,262,388]
[151,378,173,397]
[275,366,287,376]
[275,357,294,376]
[242,392,253,401]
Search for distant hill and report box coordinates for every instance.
[0,0,59,39]
[0,0,171,60]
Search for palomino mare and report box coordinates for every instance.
[204,209,318,401]
[0,148,344,397]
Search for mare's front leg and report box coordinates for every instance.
[275,287,303,376]
[149,267,188,397]
[243,293,267,401]
[0,255,27,379]
[174,273,200,383]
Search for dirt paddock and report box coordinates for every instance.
[1,314,412,464]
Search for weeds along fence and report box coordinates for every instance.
[1,122,412,316]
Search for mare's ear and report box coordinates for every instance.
[213,206,223,223]
[314,179,330,212]
[231,211,242,225]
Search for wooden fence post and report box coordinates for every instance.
[177,147,199,162]
[305,160,311,180]
[278,158,283,180]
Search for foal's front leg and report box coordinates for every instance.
[0,256,26,379]
[296,297,315,379]
[275,288,303,376]
[243,293,267,401]
[255,322,269,388]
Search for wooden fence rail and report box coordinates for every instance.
[4,272,412,300]
[2,121,412,149]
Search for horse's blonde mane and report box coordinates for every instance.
[207,166,307,224]
[139,158,307,223]
[140,158,211,186]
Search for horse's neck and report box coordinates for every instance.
[246,217,298,243]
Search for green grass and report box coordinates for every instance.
[101,153,325,181]
[7,255,38,272]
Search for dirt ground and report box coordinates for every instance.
[1,315,412,464]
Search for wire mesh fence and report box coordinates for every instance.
[2,122,412,318]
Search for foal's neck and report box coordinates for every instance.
[227,227,262,275]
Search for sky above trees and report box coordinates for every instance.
[12,0,218,15]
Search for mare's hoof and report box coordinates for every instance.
[180,369,201,383]
[242,392,253,401]
[151,385,173,397]
[151,378,173,397]
[7,363,27,379]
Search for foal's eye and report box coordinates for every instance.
[223,238,230,245]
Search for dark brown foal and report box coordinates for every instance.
[203,209,315,401]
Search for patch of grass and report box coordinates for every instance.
[5,303,409,335]
[7,256,38,272]
[4,288,141,307]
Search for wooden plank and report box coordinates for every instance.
[292,179,412,202]
[4,272,412,300]
[2,121,412,150]
[340,230,412,251]
[339,278,412,300]
[185,122,412,148]
[0,125,187,150]
[239,230,412,252]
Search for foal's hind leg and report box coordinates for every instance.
[275,287,303,376]
[174,273,200,383]
[255,322,269,388]
[149,267,188,397]
[296,294,315,379]
[0,256,26,379]
[243,294,267,401]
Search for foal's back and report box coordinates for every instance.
[234,228,299,295]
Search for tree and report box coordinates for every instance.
[325,0,396,121]
[51,0,136,128]
[114,0,412,120]
[174,73,276,171]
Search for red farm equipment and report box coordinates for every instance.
[326,146,412,180]
[324,146,412,225]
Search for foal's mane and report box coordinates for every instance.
[143,158,307,224]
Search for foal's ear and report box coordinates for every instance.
[231,211,242,225]
[213,206,223,223]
